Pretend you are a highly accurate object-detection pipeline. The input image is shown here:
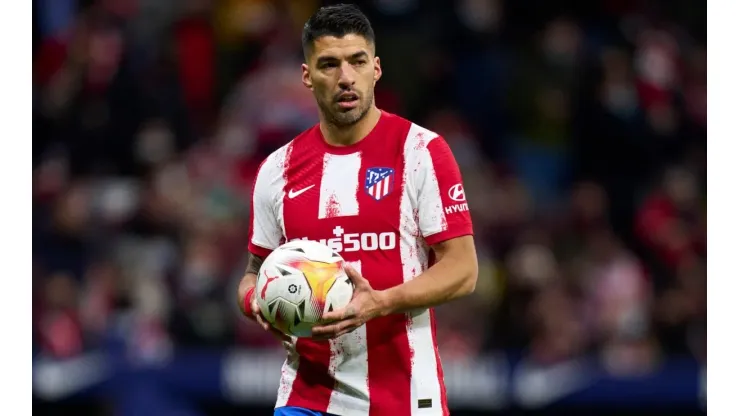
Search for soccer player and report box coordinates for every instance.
[237,4,478,416]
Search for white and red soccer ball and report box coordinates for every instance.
[255,240,354,338]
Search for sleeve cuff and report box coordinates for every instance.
[248,241,274,258]
[423,227,474,246]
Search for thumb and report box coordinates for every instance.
[344,264,369,288]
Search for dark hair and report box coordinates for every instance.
[302,4,375,60]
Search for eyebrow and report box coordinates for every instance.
[316,51,369,65]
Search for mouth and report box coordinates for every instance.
[336,92,359,109]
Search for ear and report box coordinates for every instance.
[301,63,313,90]
[373,56,382,85]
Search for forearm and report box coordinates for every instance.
[378,244,477,316]
[237,253,264,317]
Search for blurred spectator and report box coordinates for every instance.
[636,166,705,276]
[36,272,84,358]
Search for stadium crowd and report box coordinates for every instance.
[33,0,706,379]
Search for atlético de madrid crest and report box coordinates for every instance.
[365,167,394,201]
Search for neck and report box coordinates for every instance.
[320,106,382,147]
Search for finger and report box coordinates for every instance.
[335,320,358,334]
[343,264,369,287]
[251,301,272,329]
[322,308,346,322]
[309,323,334,340]
[313,333,333,341]
[321,312,341,322]
[257,314,288,341]
[254,313,271,331]
[251,299,261,315]
[312,319,357,338]
[325,322,359,339]
[322,308,355,322]
[271,328,291,342]
[334,327,356,338]
[322,303,357,322]
[312,322,339,338]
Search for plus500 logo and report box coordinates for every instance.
[291,231,397,253]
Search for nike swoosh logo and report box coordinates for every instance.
[288,185,315,199]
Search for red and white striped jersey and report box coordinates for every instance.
[248,111,473,416]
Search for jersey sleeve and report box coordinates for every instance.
[247,156,284,258]
[415,135,474,246]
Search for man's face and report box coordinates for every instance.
[302,34,382,127]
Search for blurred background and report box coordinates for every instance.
[32,0,706,415]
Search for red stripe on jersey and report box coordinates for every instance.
[367,316,412,416]
[287,340,335,410]
[359,120,412,416]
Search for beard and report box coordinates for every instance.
[317,89,374,127]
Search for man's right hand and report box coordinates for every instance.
[250,294,291,343]
[239,253,291,343]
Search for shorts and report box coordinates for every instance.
[274,406,339,416]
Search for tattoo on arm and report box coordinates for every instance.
[245,253,265,276]
[238,253,265,316]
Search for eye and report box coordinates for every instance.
[354,60,367,66]
[320,62,339,69]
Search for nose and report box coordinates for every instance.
[337,61,355,89]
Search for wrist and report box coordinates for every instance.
[243,286,256,319]
[375,289,395,317]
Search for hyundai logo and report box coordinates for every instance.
[448,184,466,202]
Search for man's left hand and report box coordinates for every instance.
[311,265,386,340]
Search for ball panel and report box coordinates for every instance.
[268,298,292,335]
[324,276,354,315]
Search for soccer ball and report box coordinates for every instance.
[255,240,354,338]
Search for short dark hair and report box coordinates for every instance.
[302,4,375,61]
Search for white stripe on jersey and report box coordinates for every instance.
[318,153,362,219]
[252,143,291,250]
[406,124,448,238]
[327,260,370,416]
[401,124,444,415]
[275,339,299,408]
